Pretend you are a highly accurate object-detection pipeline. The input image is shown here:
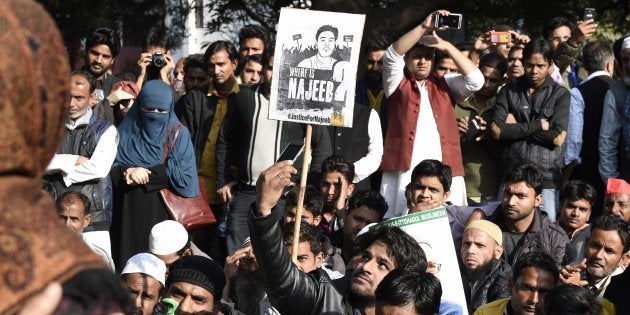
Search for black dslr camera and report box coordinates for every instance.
[151,52,167,68]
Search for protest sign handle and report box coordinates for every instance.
[292,124,312,263]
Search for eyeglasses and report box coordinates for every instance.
[548,35,570,43]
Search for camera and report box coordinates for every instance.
[151,52,167,68]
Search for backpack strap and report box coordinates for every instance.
[162,123,182,162]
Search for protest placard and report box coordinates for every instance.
[269,8,365,127]
[378,207,468,314]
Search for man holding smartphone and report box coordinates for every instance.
[469,25,530,64]
[380,10,484,218]
[545,14,598,88]
[455,53,508,205]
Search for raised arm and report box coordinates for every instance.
[249,162,328,314]
[391,10,447,56]
[432,32,484,102]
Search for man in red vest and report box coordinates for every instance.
[380,10,484,218]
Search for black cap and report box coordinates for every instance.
[166,256,225,299]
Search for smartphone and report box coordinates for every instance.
[464,119,480,141]
[490,31,511,44]
[276,142,305,163]
[434,13,463,29]
[583,8,596,21]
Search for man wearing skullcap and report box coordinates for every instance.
[604,178,630,222]
[121,253,167,315]
[149,220,211,268]
[165,255,227,314]
[460,220,512,313]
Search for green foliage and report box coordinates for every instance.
[202,0,629,45]
[37,0,191,50]
[37,0,629,63]
[460,0,629,40]
[205,0,292,36]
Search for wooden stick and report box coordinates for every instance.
[292,124,312,263]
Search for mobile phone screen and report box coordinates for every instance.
[435,14,462,29]
[583,8,596,21]
[490,32,511,44]
[277,143,305,162]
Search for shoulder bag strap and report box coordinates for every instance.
[163,124,182,162]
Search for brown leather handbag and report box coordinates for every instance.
[159,124,216,230]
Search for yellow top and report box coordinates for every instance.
[473,298,510,315]
[367,89,384,113]
[601,298,616,315]
[198,80,239,204]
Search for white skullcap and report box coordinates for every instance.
[121,253,167,287]
[465,220,503,246]
[149,220,189,255]
[622,36,630,50]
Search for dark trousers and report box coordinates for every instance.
[225,188,257,256]
[225,187,285,256]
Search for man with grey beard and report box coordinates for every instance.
[599,36,630,183]
[459,220,511,313]
[559,214,629,299]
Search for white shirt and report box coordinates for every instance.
[46,107,118,186]
[353,108,383,183]
[83,232,115,271]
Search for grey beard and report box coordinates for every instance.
[463,259,499,284]
[232,271,267,315]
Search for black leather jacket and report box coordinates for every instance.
[488,206,569,269]
[249,204,353,315]
[492,76,570,189]
[461,259,512,313]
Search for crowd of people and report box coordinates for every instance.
[5,1,630,314]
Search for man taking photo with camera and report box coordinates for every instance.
[136,27,175,89]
